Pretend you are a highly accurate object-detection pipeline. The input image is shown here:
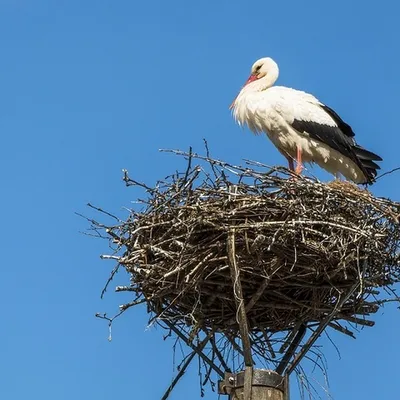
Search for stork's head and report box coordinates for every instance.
[246,57,279,85]
[230,57,279,110]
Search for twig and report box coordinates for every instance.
[376,166,400,180]
[101,264,120,299]
[161,333,211,400]
[161,321,224,378]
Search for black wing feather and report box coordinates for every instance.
[291,104,382,184]
[320,104,355,138]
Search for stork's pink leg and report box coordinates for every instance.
[295,147,304,175]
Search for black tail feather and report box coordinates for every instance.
[354,145,383,161]
[360,159,381,170]
[352,145,382,184]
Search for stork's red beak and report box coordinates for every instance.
[244,74,259,85]
[229,74,259,110]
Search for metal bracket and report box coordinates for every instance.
[218,369,285,395]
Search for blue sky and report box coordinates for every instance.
[1,1,399,399]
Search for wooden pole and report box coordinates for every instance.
[231,386,283,400]
[219,369,288,400]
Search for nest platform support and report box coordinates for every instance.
[219,369,289,400]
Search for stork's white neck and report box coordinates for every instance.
[231,63,279,131]
[244,66,279,93]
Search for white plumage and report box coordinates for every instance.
[230,57,382,184]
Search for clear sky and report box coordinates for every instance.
[1,1,399,399]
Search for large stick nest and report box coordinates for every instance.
[100,149,400,338]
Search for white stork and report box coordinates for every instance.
[230,57,382,184]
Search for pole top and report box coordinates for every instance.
[218,369,285,395]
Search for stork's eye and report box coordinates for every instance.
[255,65,262,72]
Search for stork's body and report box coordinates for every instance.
[230,58,382,184]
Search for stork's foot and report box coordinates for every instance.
[295,163,304,175]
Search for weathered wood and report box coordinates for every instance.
[222,369,287,400]
[276,324,307,375]
[243,367,253,400]
[231,386,284,400]
[227,228,253,367]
